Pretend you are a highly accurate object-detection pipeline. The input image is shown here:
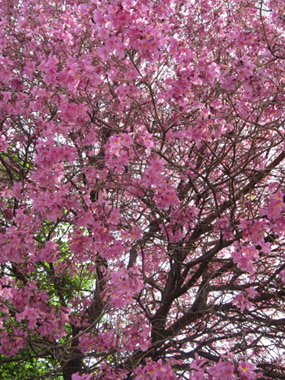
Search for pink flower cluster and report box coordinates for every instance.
[134,358,177,380]
[190,357,257,380]
[231,246,259,275]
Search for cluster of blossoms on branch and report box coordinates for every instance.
[0,0,284,379]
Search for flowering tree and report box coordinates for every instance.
[0,0,284,379]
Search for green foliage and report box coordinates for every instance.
[0,353,63,380]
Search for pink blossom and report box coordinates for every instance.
[246,287,259,299]
[280,270,285,283]
[16,306,39,329]
[141,133,154,154]
[233,293,252,312]
[208,360,237,380]
[238,361,256,379]
[231,246,259,274]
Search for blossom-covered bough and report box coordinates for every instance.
[0,0,284,379]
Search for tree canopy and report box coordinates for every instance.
[0,0,284,379]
